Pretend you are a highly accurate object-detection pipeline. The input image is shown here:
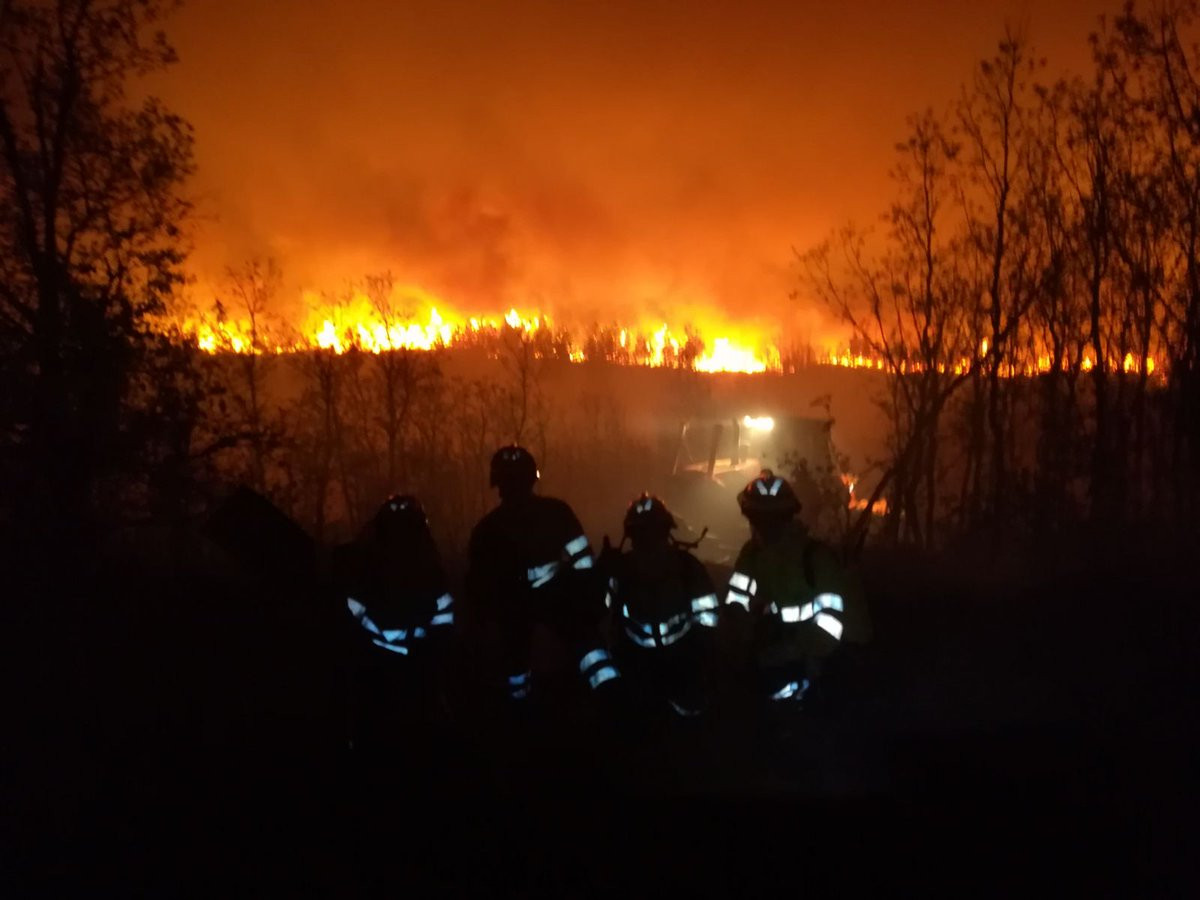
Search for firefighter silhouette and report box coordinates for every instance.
[336,493,455,748]
[602,493,717,724]
[466,445,619,707]
[722,470,870,715]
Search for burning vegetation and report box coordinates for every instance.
[169,288,1160,380]
[174,291,781,373]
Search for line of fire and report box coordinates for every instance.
[171,292,1160,378]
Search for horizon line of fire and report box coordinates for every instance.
[167,305,1160,379]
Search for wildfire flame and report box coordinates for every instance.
[817,347,1158,378]
[174,286,1162,378]
[178,289,782,374]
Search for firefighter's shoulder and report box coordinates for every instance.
[529,494,583,528]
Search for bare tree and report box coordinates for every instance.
[361,272,436,490]
[801,111,981,551]
[497,316,549,448]
[219,257,281,494]
[1026,79,1093,529]
[288,344,344,543]
[1115,0,1200,521]
[955,29,1045,523]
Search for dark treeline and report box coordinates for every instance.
[804,2,1200,554]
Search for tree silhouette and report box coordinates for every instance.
[801,6,1200,551]
[0,0,193,554]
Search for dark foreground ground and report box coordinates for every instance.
[3,531,1197,896]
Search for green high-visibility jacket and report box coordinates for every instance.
[729,521,871,665]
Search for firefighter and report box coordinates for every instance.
[603,493,719,724]
[466,445,620,709]
[721,469,869,716]
[337,494,456,748]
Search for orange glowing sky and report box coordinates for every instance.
[154,0,1116,331]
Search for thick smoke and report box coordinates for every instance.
[155,0,1107,333]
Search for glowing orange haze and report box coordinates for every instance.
[155,0,1115,369]
[155,0,1133,374]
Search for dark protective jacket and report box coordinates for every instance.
[466,493,601,620]
[606,545,718,649]
[336,537,455,658]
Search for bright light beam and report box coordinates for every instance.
[742,415,775,431]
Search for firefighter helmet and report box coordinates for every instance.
[623,492,677,539]
[490,444,539,489]
[737,469,801,518]
[376,494,427,527]
[372,493,429,542]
